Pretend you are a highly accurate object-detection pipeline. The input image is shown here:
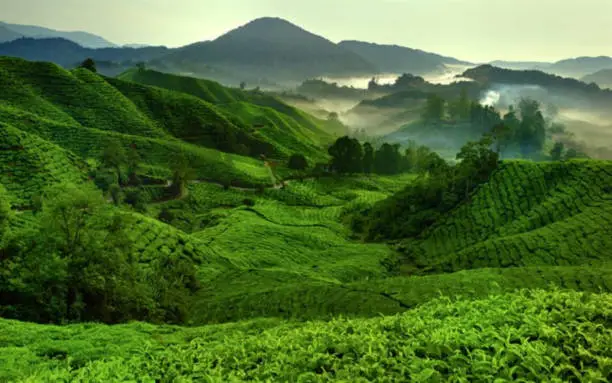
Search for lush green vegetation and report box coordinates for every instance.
[2,56,611,381]
[1,289,610,382]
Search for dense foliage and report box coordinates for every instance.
[1,290,610,382]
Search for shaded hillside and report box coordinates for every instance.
[161,17,377,81]
[0,25,22,43]
[0,57,335,197]
[0,21,116,48]
[547,56,612,78]
[582,68,612,89]
[338,40,469,75]
[363,160,612,273]
[0,38,169,70]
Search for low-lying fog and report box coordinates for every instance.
[322,64,476,89]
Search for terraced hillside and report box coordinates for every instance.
[0,57,338,192]
[399,160,612,273]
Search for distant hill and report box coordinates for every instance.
[0,37,170,74]
[582,68,612,89]
[461,65,612,110]
[161,17,377,81]
[488,60,552,71]
[0,25,22,43]
[547,56,612,78]
[338,40,470,75]
[0,21,116,48]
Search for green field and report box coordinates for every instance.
[1,56,612,381]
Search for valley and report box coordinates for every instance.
[1,8,612,382]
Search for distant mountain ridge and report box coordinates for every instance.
[338,40,470,75]
[581,68,612,89]
[161,17,377,81]
[0,25,23,43]
[0,21,116,48]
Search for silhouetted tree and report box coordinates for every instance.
[374,143,402,174]
[550,142,565,161]
[328,136,363,174]
[80,58,97,73]
[362,143,374,174]
[287,154,308,171]
[422,94,445,122]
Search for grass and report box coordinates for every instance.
[1,289,610,382]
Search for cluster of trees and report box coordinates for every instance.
[351,134,500,241]
[325,136,446,176]
[0,183,199,324]
[422,93,559,159]
[93,140,194,210]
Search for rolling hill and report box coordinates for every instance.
[0,20,116,48]
[0,25,22,43]
[338,40,470,75]
[0,57,340,202]
[547,56,612,78]
[160,17,377,82]
[582,68,612,89]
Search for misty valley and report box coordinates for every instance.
[0,7,611,383]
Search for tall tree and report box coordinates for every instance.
[79,58,97,73]
[101,140,127,185]
[170,152,194,198]
[362,142,374,174]
[287,154,308,171]
[374,143,402,175]
[550,142,565,161]
[328,136,363,174]
[422,94,445,123]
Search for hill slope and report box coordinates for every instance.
[582,68,612,89]
[338,40,469,75]
[161,17,377,81]
[0,25,22,43]
[547,55,612,78]
[393,160,612,272]
[0,57,334,199]
[0,21,116,48]
[0,37,169,70]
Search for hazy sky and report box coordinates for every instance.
[1,0,610,62]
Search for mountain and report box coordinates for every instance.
[0,25,22,43]
[0,21,116,48]
[581,68,612,89]
[338,40,470,75]
[0,37,170,74]
[488,60,552,71]
[547,56,612,78]
[160,17,377,81]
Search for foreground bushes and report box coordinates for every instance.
[1,289,610,381]
[0,183,199,324]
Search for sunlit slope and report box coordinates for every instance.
[1,289,610,382]
[118,68,345,156]
[0,57,330,162]
[0,123,88,208]
[403,160,612,272]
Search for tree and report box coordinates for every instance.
[374,143,402,175]
[456,134,499,199]
[362,143,374,174]
[422,94,445,122]
[491,123,512,157]
[0,185,12,247]
[79,58,97,73]
[240,81,247,90]
[550,142,565,161]
[287,154,308,171]
[328,136,363,174]
[101,140,127,185]
[126,145,141,186]
[136,62,146,71]
[328,112,339,121]
[170,152,194,198]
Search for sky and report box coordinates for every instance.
[1,0,611,62]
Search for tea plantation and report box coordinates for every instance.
[1,57,611,381]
